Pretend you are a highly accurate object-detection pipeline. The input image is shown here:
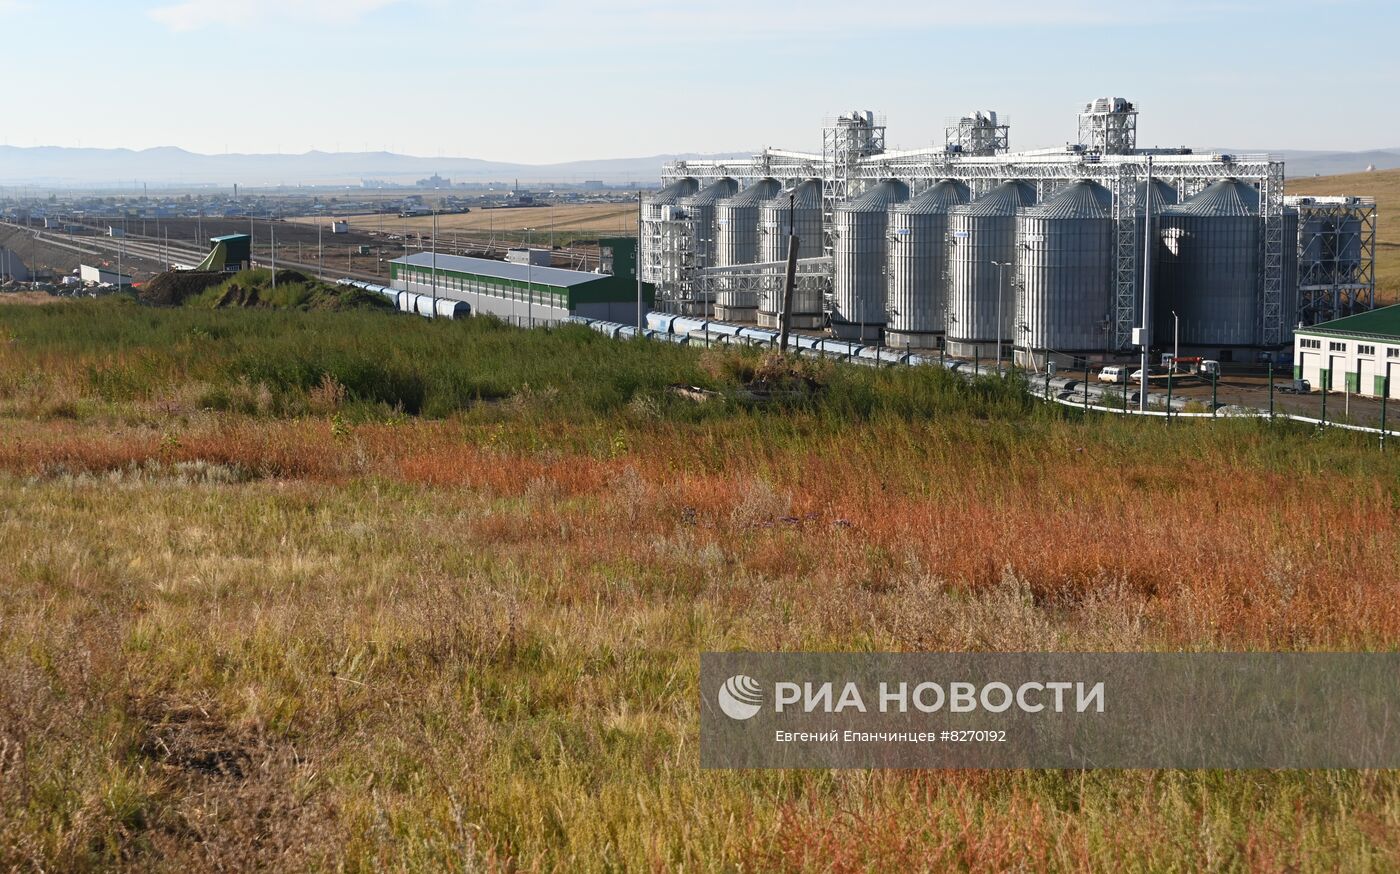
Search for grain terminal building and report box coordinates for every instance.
[1294,305,1400,399]
[389,237,644,325]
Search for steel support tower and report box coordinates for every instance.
[1287,195,1378,324]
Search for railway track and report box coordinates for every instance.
[7,215,611,285]
[2,221,391,283]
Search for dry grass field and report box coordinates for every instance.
[1288,169,1397,305]
[2,300,1400,870]
[289,203,639,239]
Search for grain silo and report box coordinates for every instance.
[757,180,826,329]
[886,180,968,350]
[946,180,1037,359]
[713,177,782,321]
[831,179,909,341]
[678,177,738,271]
[1015,180,1114,367]
[1154,178,1260,351]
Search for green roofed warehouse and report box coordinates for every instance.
[389,237,646,326]
[1293,305,1400,399]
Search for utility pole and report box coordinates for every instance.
[991,260,1010,376]
[1381,379,1388,452]
[318,221,323,278]
[1172,310,1179,372]
[431,209,438,313]
[635,190,643,331]
[1268,361,1275,419]
[523,226,536,328]
[778,193,799,353]
[271,224,276,292]
[1139,155,1154,412]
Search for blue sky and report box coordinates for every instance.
[3,0,1397,162]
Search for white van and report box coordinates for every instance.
[1098,365,1131,384]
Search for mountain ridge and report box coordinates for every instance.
[0,145,758,187]
[2,144,1396,187]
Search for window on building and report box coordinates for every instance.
[1358,345,1375,356]
[1389,348,1399,359]
[1329,341,1346,352]
[1299,338,1321,350]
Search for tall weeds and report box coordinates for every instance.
[2,300,1400,870]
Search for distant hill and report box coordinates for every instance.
[0,146,756,188]
[4,143,1398,188]
[1259,149,1400,178]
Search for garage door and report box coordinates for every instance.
[1359,358,1378,397]
[1329,355,1348,391]
[1300,352,1321,388]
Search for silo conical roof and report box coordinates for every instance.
[953,180,1038,216]
[773,179,824,210]
[722,178,781,207]
[1024,180,1112,219]
[839,179,910,212]
[683,177,739,205]
[1136,178,1179,212]
[1167,178,1259,217]
[894,180,969,214]
[650,177,699,205]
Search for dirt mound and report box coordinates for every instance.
[139,271,228,306]
[210,270,390,312]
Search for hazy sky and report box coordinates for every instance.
[4,0,1397,162]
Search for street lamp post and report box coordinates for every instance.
[1139,155,1155,412]
[524,227,536,328]
[1172,310,1180,369]
[991,260,1010,376]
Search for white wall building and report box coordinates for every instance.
[1293,305,1400,399]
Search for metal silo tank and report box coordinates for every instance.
[639,177,698,283]
[946,180,1038,357]
[1154,178,1260,349]
[1017,180,1114,363]
[713,177,781,321]
[831,180,909,341]
[758,180,826,329]
[886,180,968,350]
[678,178,738,271]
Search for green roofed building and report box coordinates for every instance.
[389,237,648,325]
[1293,305,1400,399]
[195,234,252,273]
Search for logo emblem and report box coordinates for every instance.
[718,675,763,720]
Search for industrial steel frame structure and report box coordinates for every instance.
[645,109,1373,352]
[1287,195,1378,324]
